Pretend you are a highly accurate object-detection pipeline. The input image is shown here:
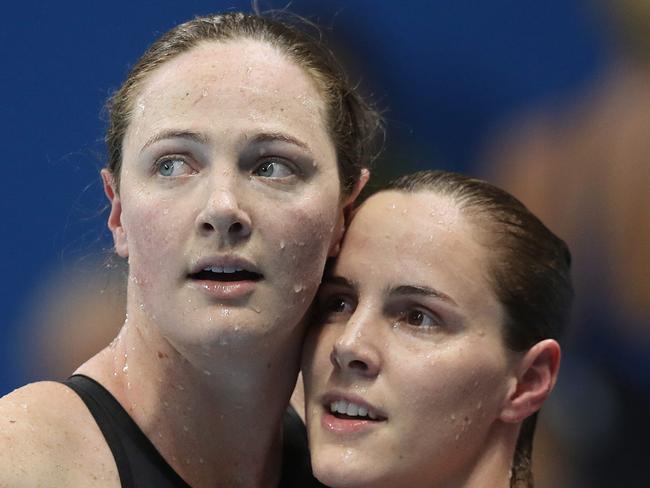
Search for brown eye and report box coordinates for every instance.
[398,308,440,329]
[407,310,426,325]
[330,298,350,313]
[317,294,355,321]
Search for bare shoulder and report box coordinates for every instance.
[0,381,120,487]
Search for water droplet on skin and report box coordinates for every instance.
[201,88,208,97]
[199,457,205,464]
[279,240,286,250]
[450,414,456,421]
[122,364,129,374]
[183,425,189,433]
[203,369,212,376]
[293,283,305,293]
[343,448,354,462]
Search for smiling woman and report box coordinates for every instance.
[302,170,573,488]
[0,11,381,488]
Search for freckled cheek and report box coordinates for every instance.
[268,200,339,294]
[122,198,192,286]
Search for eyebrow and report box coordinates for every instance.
[323,276,458,307]
[140,130,312,155]
[249,132,312,153]
[140,130,209,153]
[321,275,356,289]
[389,285,458,307]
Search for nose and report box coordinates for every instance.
[330,313,381,378]
[196,176,252,244]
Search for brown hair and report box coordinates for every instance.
[105,12,383,193]
[384,170,573,488]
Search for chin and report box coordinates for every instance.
[312,450,386,488]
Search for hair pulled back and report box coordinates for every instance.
[105,12,383,193]
[384,170,574,488]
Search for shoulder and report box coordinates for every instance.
[0,381,120,487]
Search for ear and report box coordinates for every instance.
[101,169,129,258]
[500,339,561,423]
[328,168,370,257]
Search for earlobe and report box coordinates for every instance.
[327,169,371,257]
[101,169,129,258]
[500,339,561,423]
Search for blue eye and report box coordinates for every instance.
[156,157,192,177]
[253,159,294,178]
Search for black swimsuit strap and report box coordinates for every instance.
[60,374,189,488]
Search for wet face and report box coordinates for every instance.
[302,191,517,488]
[107,39,344,355]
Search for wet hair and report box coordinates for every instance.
[383,170,573,488]
[105,12,383,194]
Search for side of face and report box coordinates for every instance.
[103,39,355,356]
[302,191,519,488]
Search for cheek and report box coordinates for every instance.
[302,324,338,391]
[121,193,192,286]
[267,195,340,293]
[397,349,509,436]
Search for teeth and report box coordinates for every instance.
[204,266,244,273]
[346,403,359,416]
[329,400,378,419]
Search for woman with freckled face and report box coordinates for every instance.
[0,13,381,488]
[302,170,573,488]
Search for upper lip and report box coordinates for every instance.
[189,255,263,276]
[322,391,387,421]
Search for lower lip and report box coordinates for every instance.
[321,411,383,435]
[189,279,258,300]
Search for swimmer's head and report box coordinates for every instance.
[383,170,573,485]
[104,12,383,194]
[303,170,572,487]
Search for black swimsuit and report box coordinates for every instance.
[60,375,324,487]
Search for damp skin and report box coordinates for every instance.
[112,39,343,364]
[302,191,518,488]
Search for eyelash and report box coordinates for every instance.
[316,294,355,321]
[394,307,444,333]
[252,157,299,180]
[152,154,195,177]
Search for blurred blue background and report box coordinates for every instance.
[2,1,647,486]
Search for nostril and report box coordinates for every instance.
[201,222,214,232]
[229,221,244,234]
[348,360,368,371]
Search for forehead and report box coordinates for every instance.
[336,191,496,306]
[124,38,329,146]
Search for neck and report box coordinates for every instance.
[77,310,303,488]
[440,423,519,488]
